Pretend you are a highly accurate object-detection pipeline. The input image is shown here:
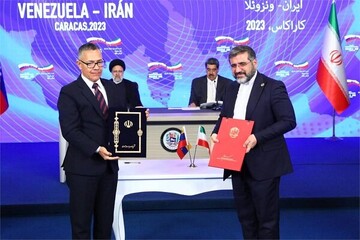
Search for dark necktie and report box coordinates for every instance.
[92,83,108,119]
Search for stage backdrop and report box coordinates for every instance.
[0,0,359,142]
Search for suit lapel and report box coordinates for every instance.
[228,81,240,116]
[215,76,223,100]
[246,73,267,119]
[201,77,208,102]
[76,76,104,118]
[103,79,116,109]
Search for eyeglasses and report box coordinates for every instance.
[78,59,106,69]
[230,60,252,68]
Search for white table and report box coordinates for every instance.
[112,159,232,240]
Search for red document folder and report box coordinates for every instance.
[209,118,254,171]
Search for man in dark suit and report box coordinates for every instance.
[188,57,232,107]
[109,59,143,109]
[210,46,296,239]
[57,43,121,239]
[108,59,150,119]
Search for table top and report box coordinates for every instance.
[147,108,220,122]
[118,158,225,180]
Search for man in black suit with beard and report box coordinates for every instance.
[188,57,232,107]
[108,59,150,119]
[108,59,143,109]
[211,45,296,239]
[57,43,122,239]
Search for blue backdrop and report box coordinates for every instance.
[0,0,359,142]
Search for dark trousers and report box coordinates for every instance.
[231,169,280,239]
[66,170,118,240]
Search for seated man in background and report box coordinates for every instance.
[109,59,143,109]
[109,59,149,118]
[188,57,232,108]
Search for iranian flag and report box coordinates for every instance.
[197,126,209,150]
[316,0,350,114]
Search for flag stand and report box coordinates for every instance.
[317,0,349,140]
[188,147,196,168]
[326,109,342,141]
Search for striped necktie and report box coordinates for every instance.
[92,83,108,119]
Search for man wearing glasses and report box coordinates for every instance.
[210,45,296,239]
[58,42,120,239]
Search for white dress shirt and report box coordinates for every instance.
[206,77,218,103]
[233,71,257,120]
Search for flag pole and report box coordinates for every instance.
[316,0,348,141]
[326,109,342,141]
[183,126,195,168]
[188,147,195,168]
[183,126,196,167]
[190,145,198,168]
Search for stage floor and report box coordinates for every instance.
[1,138,359,206]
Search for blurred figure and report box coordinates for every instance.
[188,57,232,107]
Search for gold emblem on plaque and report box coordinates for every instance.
[112,115,120,148]
[229,127,239,138]
[124,120,133,128]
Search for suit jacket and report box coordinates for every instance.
[188,75,232,106]
[212,72,296,181]
[57,76,119,176]
[110,78,143,109]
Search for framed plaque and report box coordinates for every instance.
[108,108,147,157]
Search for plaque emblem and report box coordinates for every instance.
[229,127,239,138]
[124,120,133,128]
[160,128,181,152]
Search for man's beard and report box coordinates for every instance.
[235,69,256,84]
[208,74,216,80]
[113,76,123,84]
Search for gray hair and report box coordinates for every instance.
[78,42,101,58]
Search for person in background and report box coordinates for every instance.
[109,59,149,118]
[188,57,232,107]
[210,45,296,239]
[57,43,120,239]
[109,59,143,109]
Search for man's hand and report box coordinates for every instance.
[243,134,257,153]
[98,146,119,160]
[210,133,219,153]
[188,103,197,108]
[135,106,150,119]
[145,108,150,119]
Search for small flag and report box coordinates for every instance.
[316,0,350,114]
[196,126,210,150]
[176,126,192,159]
[0,63,9,115]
